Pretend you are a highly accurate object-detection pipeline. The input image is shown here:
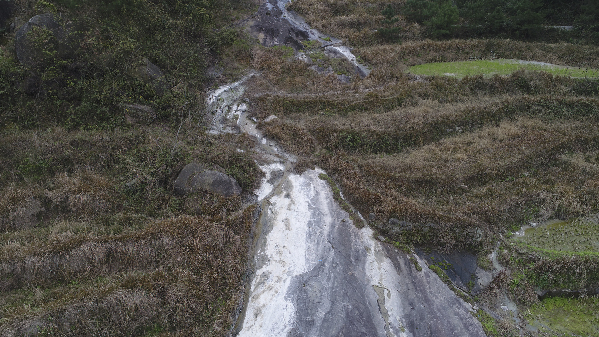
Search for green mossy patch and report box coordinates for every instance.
[505,216,599,295]
[474,309,499,336]
[525,296,599,336]
[318,173,365,228]
[513,217,599,254]
[409,59,599,79]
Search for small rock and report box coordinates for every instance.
[324,46,345,59]
[389,218,400,226]
[474,228,484,242]
[22,72,41,96]
[264,115,278,123]
[191,171,242,197]
[337,74,351,83]
[122,103,156,125]
[399,221,413,231]
[368,213,376,222]
[5,198,45,230]
[133,58,168,95]
[297,52,312,64]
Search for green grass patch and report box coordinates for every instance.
[409,59,599,79]
[474,309,499,336]
[504,217,599,291]
[525,296,599,336]
[513,217,599,254]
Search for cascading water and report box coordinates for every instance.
[204,1,487,336]
[206,83,485,336]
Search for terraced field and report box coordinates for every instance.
[246,1,599,335]
[409,59,599,78]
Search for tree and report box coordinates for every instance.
[425,0,459,38]
[378,4,402,43]
[576,0,599,32]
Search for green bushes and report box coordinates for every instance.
[456,0,543,38]
[377,5,401,43]
[0,0,255,130]
[524,296,599,336]
[403,0,459,38]
[404,0,546,39]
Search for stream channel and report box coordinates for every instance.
[206,1,487,336]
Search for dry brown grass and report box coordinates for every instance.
[248,37,599,254]
[316,118,599,250]
[288,0,420,46]
[0,123,260,335]
[250,63,599,251]
[0,211,255,336]
[3,0,599,333]
[249,46,358,96]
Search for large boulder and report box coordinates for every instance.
[0,0,14,32]
[249,0,310,50]
[132,58,168,95]
[14,13,76,68]
[174,163,242,197]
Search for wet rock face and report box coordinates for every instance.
[238,168,486,336]
[15,13,76,68]
[250,0,309,50]
[174,163,241,197]
[418,249,496,294]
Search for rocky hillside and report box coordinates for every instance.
[1,0,262,335]
[1,0,598,336]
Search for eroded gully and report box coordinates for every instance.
[206,1,486,336]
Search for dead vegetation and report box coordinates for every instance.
[242,3,599,331]
[244,17,599,257]
[0,124,261,336]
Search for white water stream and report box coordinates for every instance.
[205,75,485,336]
[202,2,485,335]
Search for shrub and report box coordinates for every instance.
[378,5,402,43]
[457,0,544,38]
[404,0,459,38]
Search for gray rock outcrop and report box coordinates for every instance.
[122,103,156,125]
[174,163,241,197]
[15,13,76,68]
[249,0,310,50]
[133,58,168,95]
